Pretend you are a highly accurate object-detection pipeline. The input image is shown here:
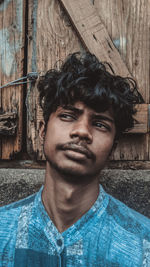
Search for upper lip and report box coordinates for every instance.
[63,144,92,159]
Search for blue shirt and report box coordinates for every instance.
[0,185,150,267]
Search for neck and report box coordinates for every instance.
[42,162,100,233]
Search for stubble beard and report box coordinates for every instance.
[44,152,101,185]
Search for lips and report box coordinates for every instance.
[62,144,93,159]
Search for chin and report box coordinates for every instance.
[48,158,100,183]
[54,163,89,177]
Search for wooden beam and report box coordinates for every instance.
[59,0,131,77]
[129,104,148,134]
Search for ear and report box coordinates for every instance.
[39,120,45,142]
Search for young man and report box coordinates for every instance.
[0,52,150,266]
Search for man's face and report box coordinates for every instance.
[42,102,116,180]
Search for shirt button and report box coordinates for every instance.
[57,239,63,247]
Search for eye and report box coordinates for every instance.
[94,121,111,131]
[58,113,76,120]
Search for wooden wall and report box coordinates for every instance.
[0,0,25,159]
[0,0,149,164]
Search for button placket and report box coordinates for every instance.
[57,239,63,247]
[56,238,64,253]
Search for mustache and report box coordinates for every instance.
[56,141,96,161]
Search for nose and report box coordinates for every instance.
[70,118,93,144]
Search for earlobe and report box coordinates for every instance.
[39,121,45,142]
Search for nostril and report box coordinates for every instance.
[71,134,79,139]
[70,131,93,144]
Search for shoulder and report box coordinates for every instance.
[0,192,38,262]
[102,192,150,265]
[0,191,37,212]
[0,192,37,232]
[106,192,150,239]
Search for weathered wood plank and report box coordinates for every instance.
[94,0,150,102]
[59,0,131,77]
[0,111,17,136]
[27,0,84,159]
[0,112,17,120]
[92,0,150,160]
[110,135,149,160]
[27,0,150,161]
[0,123,17,136]
[58,0,149,160]
[0,0,25,159]
[129,104,148,134]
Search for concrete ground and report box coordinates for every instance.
[0,168,150,218]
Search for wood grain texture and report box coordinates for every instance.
[27,0,150,161]
[0,0,25,159]
[59,0,131,77]
[129,104,148,134]
[27,0,84,159]
[110,135,149,160]
[0,111,17,135]
[94,0,150,102]
[93,0,150,160]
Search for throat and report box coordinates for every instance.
[42,177,99,232]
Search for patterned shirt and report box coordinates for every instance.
[0,185,150,267]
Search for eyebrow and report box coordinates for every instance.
[92,114,114,124]
[62,105,83,115]
[62,105,114,123]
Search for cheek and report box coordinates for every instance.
[43,125,69,154]
[43,128,56,156]
[43,138,53,157]
[94,136,114,158]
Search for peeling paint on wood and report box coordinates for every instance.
[0,0,11,12]
[15,0,23,33]
[0,28,20,76]
[31,0,38,72]
[0,0,25,159]
[113,37,127,52]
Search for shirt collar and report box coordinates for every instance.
[62,185,109,245]
[33,184,109,247]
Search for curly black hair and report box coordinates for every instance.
[38,52,144,138]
